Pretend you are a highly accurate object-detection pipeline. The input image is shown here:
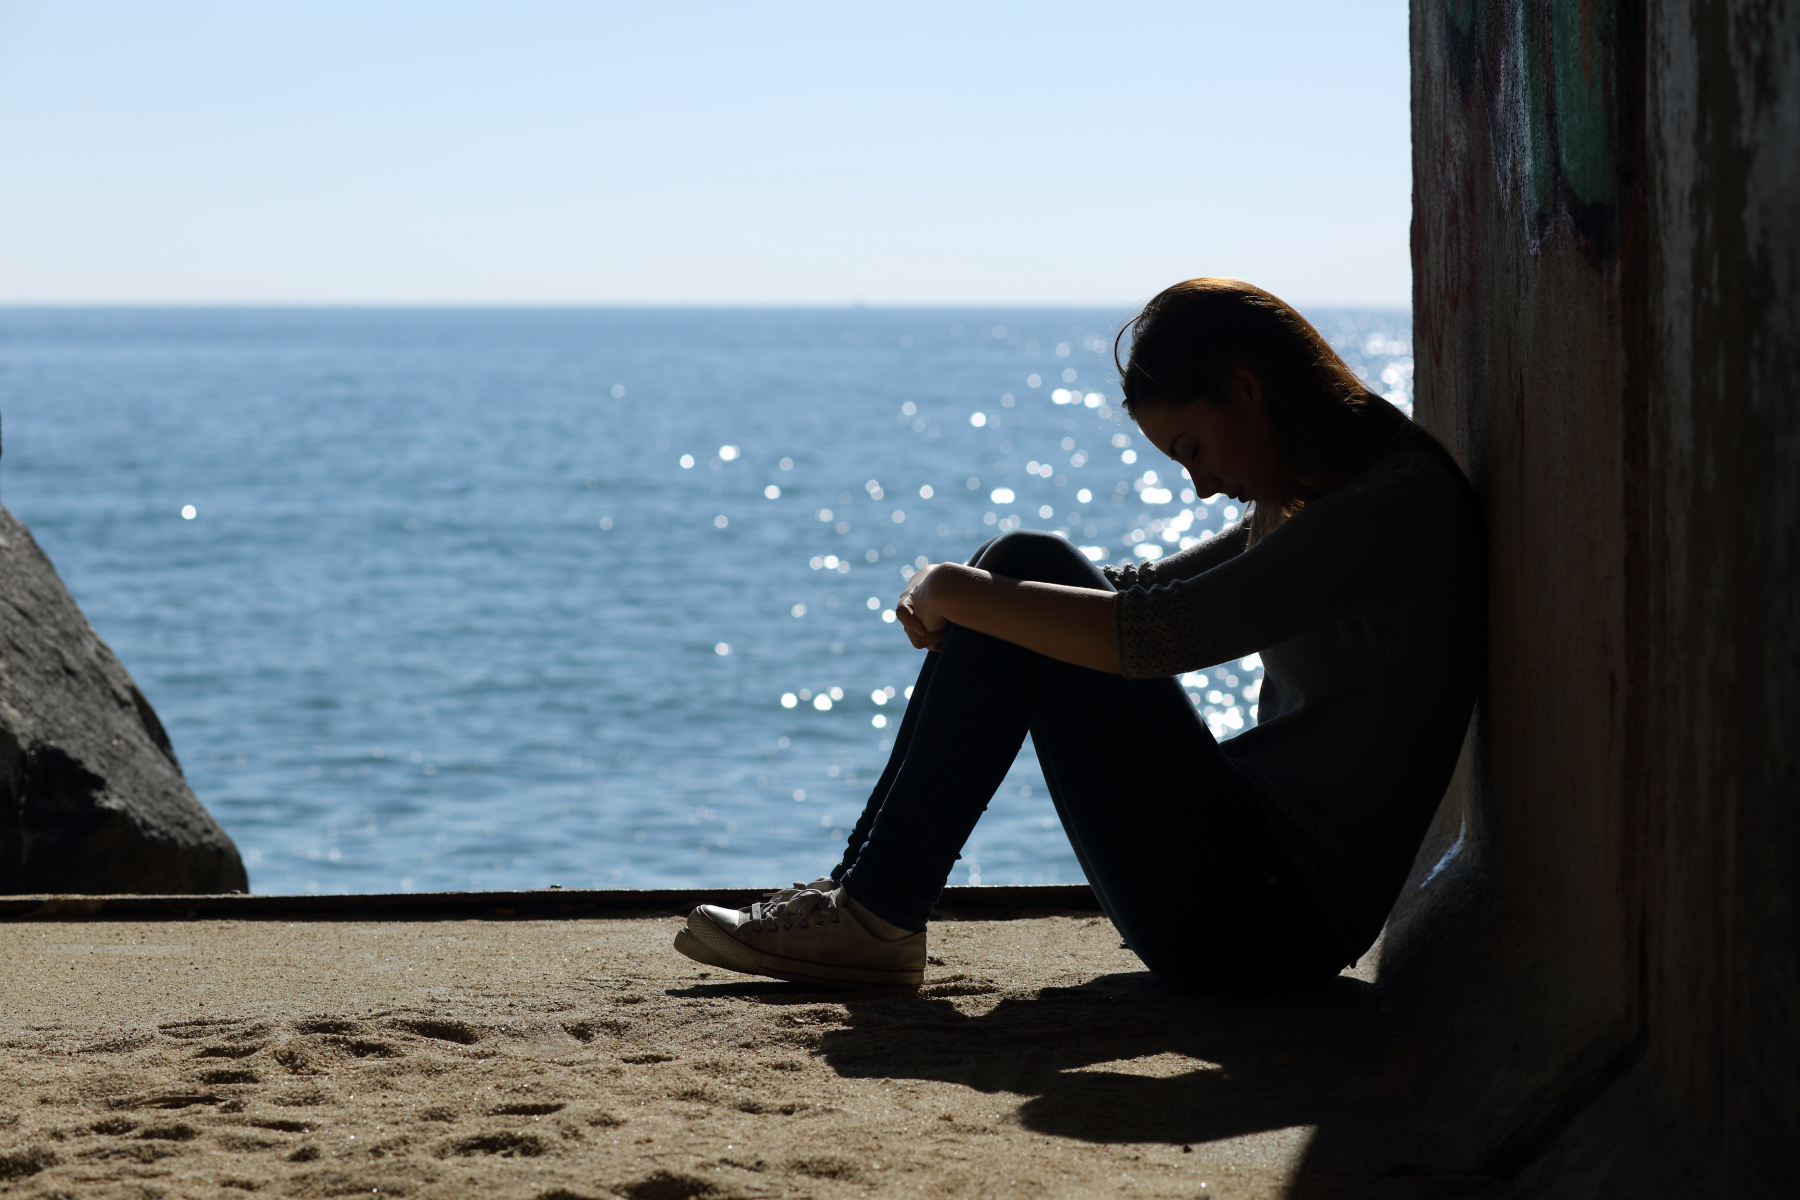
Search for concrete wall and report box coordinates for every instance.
[1397,0,1797,1191]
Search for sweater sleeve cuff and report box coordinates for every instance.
[1111,586,1167,680]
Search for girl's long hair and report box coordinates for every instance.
[1115,277,1429,543]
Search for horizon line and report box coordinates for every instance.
[0,298,1415,312]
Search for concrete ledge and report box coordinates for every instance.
[0,884,1102,922]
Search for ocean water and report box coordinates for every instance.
[0,307,1412,895]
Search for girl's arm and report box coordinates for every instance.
[895,564,1120,674]
[891,520,1249,674]
[1108,450,1481,677]
[1106,518,1249,590]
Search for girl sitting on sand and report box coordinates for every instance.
[674,278,1484,990]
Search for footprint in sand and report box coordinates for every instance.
[0,1147,58,1182]
[612,1170,721,1200]
[387,1016,483,1044]
[491,1101,566,1116]
[443,1131,548,1158]
[562,1017,630,1043]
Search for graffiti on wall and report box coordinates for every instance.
[1437,0,1620,258]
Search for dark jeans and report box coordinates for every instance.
[835,529,1343,989]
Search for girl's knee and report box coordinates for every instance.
[970,529,1099,586]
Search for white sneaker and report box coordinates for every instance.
[673,882,925,988]
[668,878,835,972]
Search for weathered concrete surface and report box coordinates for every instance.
[0,916,1516,1200]
[1389,0,1799,1194]
[0,501,247,894]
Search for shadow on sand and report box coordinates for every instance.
[669,971,1514,1197]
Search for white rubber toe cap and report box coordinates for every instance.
[695,903,751,932]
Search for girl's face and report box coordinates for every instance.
[1131,366,1289,508]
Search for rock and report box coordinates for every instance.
[0,501,246,894]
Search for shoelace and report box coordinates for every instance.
[754,876,836,909]
[747,881,842,931]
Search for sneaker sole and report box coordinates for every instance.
[685,907,923,989]
[671,926,736,971]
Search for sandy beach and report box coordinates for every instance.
[0,912,1509,1199]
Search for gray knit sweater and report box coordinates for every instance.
[1102,432,1484,962]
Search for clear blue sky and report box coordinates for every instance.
[0,2,1411,306]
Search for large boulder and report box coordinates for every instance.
[0,501,246,894]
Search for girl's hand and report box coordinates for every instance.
[888,560,1120,672]
[895,563,950,652]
